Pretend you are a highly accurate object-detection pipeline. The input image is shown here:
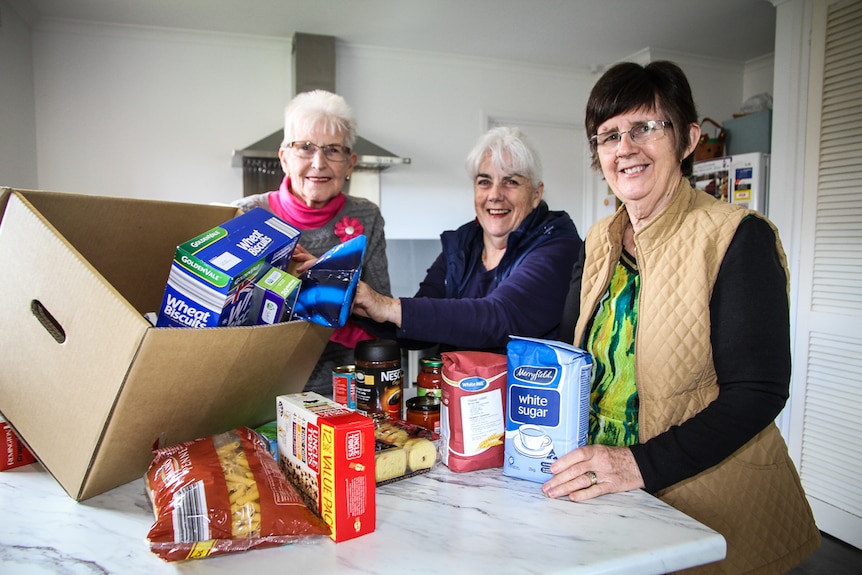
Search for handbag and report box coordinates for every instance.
[694,118,726,161]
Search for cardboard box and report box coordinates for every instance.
[157,207,301,328]
[1,415,37,471]
[276,392,375,542]
[0,188,331,500]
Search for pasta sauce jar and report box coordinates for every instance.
[406,396,440,434]
[355,339,403,420]
[417,357,443,399]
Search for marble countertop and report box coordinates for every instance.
[0,462,725,574]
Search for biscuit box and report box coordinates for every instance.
[0,188,331,500]
[157,207,301,328]
[1,414,37,471]
[503,336,592,483]
[246,266,301,326]
[276,392,376,542]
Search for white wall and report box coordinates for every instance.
[11,17,771,239]
[742,54,776,104]
[0,0,38,189]
[624,47,748,124]
[31,19,292,206]
[337,45,598,237]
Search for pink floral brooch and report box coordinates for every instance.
[334,216,364,242]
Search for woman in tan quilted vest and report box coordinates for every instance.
[542,61,820,574]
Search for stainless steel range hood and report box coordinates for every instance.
[231,33,410,171]
[231,131,409,171]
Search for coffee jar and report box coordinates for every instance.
[354,339,403,419]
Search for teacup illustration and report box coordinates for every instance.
[518,424,552,451]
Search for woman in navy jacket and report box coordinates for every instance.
[352,126,582,353]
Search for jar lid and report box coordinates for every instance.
[355,339,400,362]
[420,357,443,368]
[406,395,440,412]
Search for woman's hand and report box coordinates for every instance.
[291,244,318,274]
[351,281,402,327]
[541,444,645,502]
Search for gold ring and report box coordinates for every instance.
[585,470,598,486]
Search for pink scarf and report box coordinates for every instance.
[266,177,372,349]
[331,321,375,349]
[267,176,346,230]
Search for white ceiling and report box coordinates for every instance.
[9,0,777,71]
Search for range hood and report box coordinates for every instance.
[232,131,409,171]
[231,33,410,171]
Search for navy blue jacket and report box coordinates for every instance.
[396,200,582,352]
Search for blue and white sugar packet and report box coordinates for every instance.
[504,336,592,484]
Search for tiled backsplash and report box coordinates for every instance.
[384,239,443,386]
[385,239,441,297]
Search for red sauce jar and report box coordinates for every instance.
[406,396,440,434]
[417,357,443,399]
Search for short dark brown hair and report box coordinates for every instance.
[585,61,699,175]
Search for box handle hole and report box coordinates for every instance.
[31,299,66,344]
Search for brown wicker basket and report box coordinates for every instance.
[694,118,726,161]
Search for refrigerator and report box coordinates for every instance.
[690,152,770,215]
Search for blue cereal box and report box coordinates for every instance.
[503,336,592,483]
[156,208,301,328]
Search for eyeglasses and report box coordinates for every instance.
[590,120,673,148]
[286,141,351,162]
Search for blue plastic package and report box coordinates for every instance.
[293,235,366,328]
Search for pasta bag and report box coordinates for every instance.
[145,427,329,561]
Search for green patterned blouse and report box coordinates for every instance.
[584,250,640,447]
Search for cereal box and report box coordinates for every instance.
[276,392,375,542]
[156,208,301,328]
[1,415,37,471]
[503,336,592,483]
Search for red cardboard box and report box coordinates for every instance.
[1,416,36,471]
[276,392,375,542]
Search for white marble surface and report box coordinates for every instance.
[0,462,725,574]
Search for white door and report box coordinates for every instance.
[790,0,862,549]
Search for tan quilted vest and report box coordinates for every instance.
[575,179,820,574]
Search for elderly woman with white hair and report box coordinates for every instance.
[232,89,391,395]
[351,126,582,353]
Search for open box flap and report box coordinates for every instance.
[17,189,241,314]
[0,191,148,497]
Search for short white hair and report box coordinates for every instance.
[281,90,357,149]
[465,126,543,188]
